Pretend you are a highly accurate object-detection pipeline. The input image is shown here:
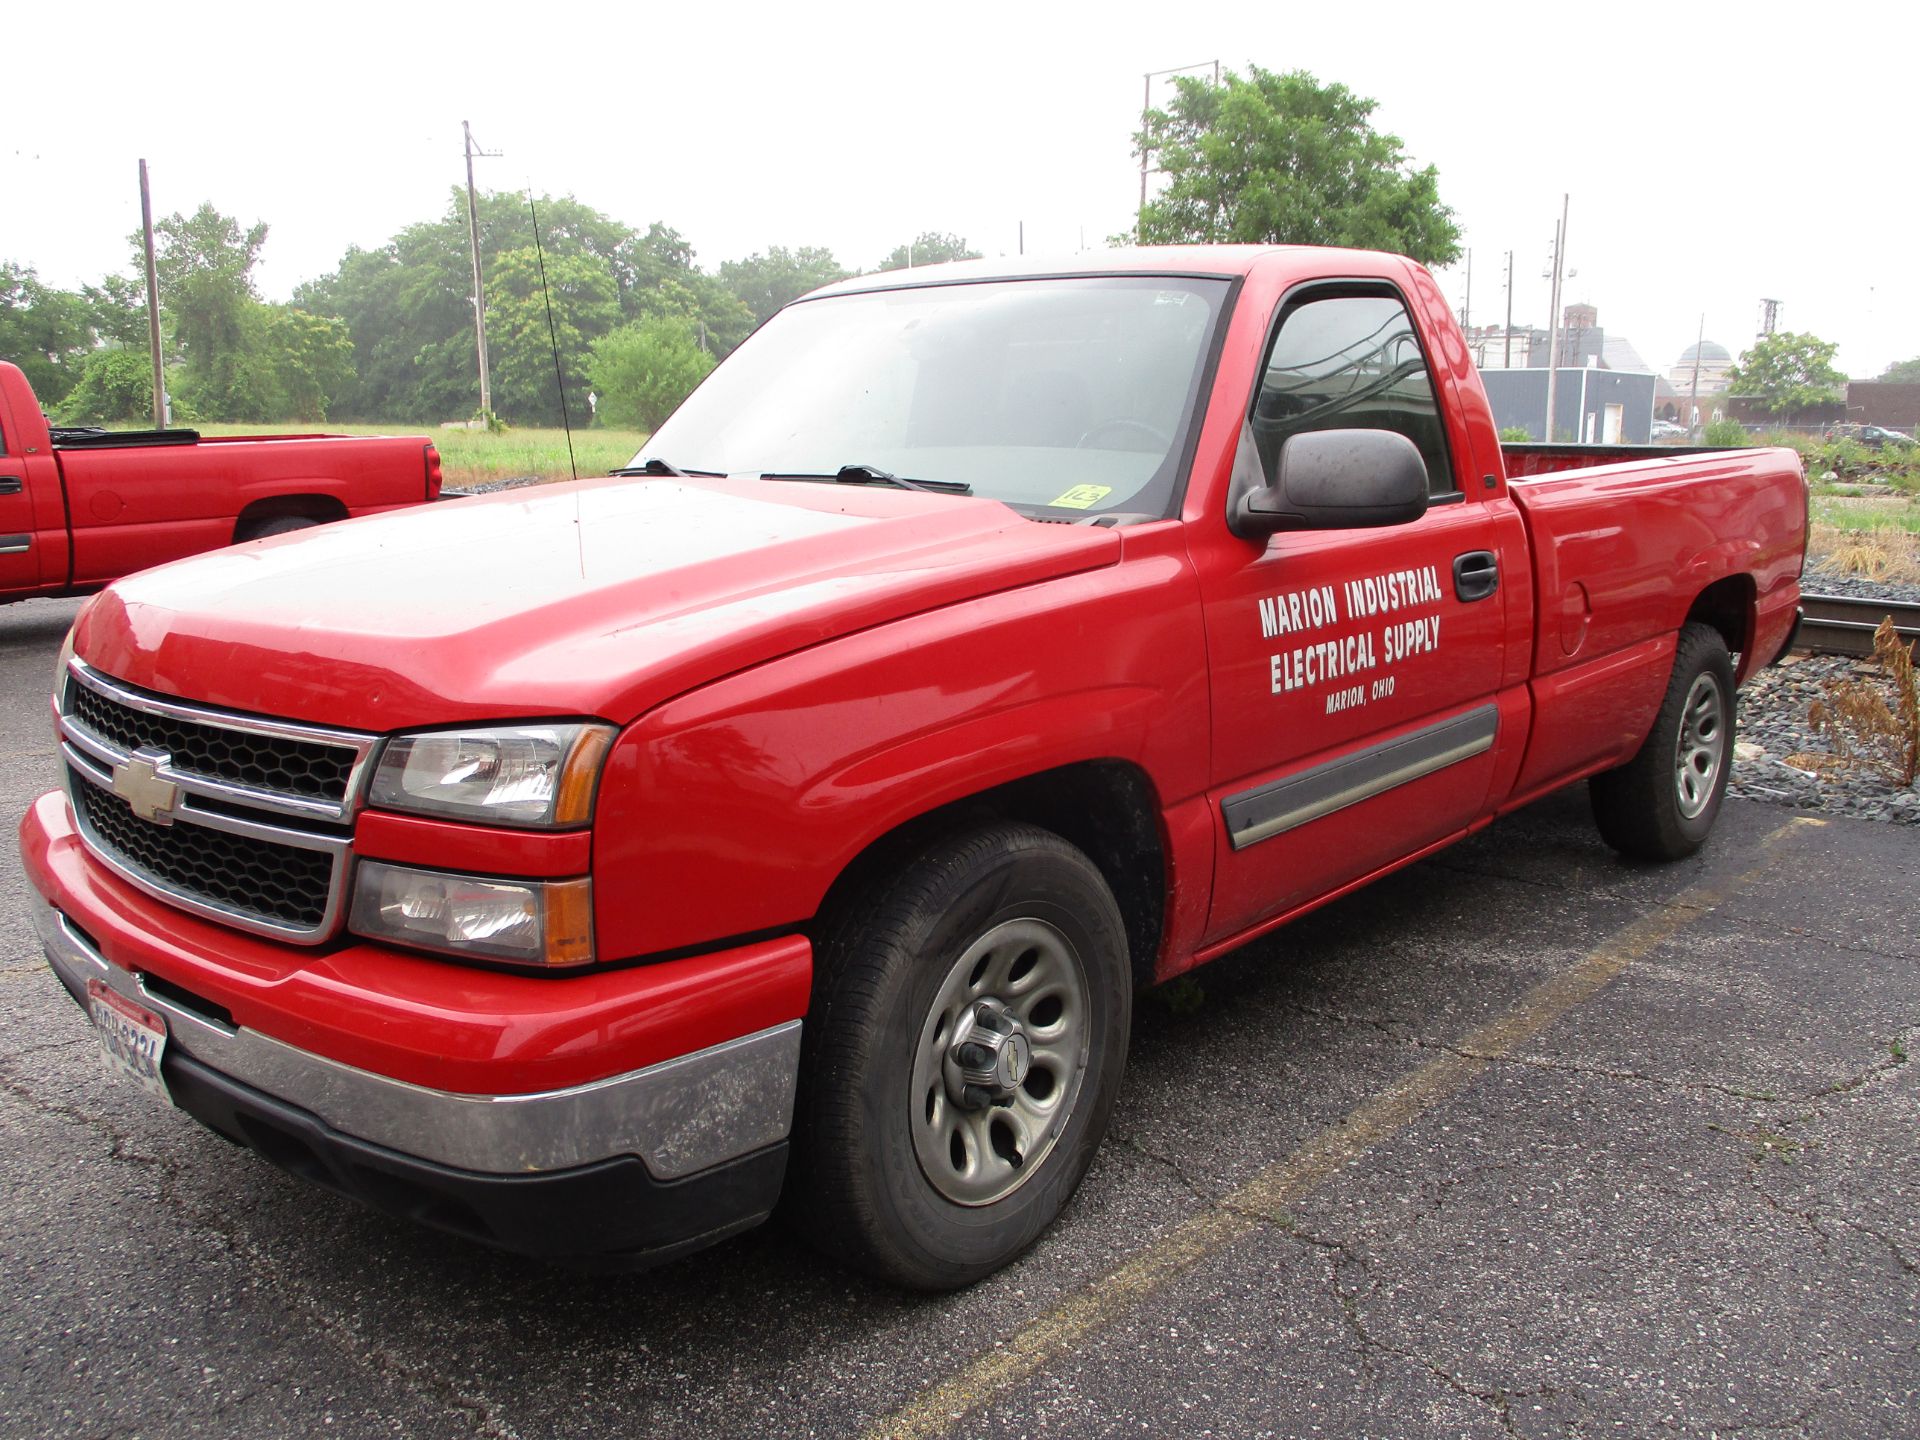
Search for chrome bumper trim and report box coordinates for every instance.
[32,893,801,1180]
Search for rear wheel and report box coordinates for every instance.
[1590,622,1735,860]
[793,822,1131,1290]
[238,515,321,542]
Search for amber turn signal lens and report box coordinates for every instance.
[553,728,613,828]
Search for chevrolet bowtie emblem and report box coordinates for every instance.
[110,749,182,825]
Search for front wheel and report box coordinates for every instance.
[792,822,1132,1290]
[1590,622,1735,860]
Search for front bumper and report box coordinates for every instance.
[23,790,813,1264]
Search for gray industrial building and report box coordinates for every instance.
[1480,366,1657,444]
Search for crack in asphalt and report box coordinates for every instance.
[1121,1132,1545,1436]
[0,1060,523,1440]
[1334,1270,1552,1439]
[1838,1216,1920,1279]
[1801,1026,1914,1101]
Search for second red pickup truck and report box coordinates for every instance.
[20,246,1806,1289]
[0,360,440,604]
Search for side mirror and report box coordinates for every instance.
[1230,428,1431,539]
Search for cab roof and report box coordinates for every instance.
[801,244,1408,301]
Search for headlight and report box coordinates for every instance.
[350,861,593,967]
[369,723,614,828]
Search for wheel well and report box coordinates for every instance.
[233,495,348,541]
[811,760,1168,991]
[1685,575,1755,671]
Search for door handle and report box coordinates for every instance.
[0,477,22,495]
[1453,550,1499,602]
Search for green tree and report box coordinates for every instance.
[295,191,752,424]
[590,317,716,431]
[0,263,94,405]
[719,246,850,327]
[1725,332,1847,415]
[486,247,621,426]
[149,204,267,358]
[81,273,150,348]
[142,203,286,420]
[1131,67,1461,266]
[59,349,162,425]
[874,232,981,273]
[260,308,355,421]
[1876,355,1920,384]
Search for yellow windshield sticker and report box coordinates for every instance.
[1049,484,1113,510]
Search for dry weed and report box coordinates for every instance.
[1809,525,1920,584]
[1796,619,1920,786]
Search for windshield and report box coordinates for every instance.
[638,275,1231,519]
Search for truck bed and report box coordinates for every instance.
[1501,442,1716,479]
[1499,444,1806,806]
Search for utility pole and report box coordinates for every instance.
[1460,250,1472,333]
[1688,313,1705,435]
[1138,61,1220,242]
[462,121,501,419]
[138,160,166,429]
[1542,195,1569,442]
[1503,250,1514,369]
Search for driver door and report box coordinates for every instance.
[1199,285,1513,943]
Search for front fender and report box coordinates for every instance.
[592,548,1208,960]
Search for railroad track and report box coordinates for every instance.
[1796,592,1920,658]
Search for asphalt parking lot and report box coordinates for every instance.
[0,595,1913,1439]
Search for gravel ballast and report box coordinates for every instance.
[1732,648,1919,826]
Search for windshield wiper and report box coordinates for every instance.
[609,457,727,478]
[759,463,972,496]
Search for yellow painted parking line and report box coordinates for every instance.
[868,817,1826,1440]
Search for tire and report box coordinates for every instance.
[1590,622,1736,860]
[240,515,320,541]
[792,821,1132,1290]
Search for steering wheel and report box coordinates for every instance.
[1076,418,1173,451]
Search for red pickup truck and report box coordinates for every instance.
[19,247,1805,1289]
[0,360,440,604]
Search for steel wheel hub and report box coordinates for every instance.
[909,917,1091,1207]
[1674,672,1727,820]
[946,997,1033,1108]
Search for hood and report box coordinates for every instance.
[74,475,1120,730]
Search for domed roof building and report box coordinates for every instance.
[1670,340,1733,392]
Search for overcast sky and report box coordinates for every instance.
[9,0,1914,381]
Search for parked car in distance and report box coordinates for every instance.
[1822,422,1916,449]
[1650,420,1689,441]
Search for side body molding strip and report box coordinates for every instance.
[1223,704,1500,850]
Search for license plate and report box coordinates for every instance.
[86,978,172,1106]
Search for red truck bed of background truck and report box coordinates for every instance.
[0,360,439,604]
[17,245,1805,1289]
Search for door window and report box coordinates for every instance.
[1250,293,1457,496]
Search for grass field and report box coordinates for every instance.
[199,422,650,488]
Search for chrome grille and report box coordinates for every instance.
[66,679,356,802]
[56,660,376,943]
[70,769,333,929]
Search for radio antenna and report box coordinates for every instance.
[526,190,579,483]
